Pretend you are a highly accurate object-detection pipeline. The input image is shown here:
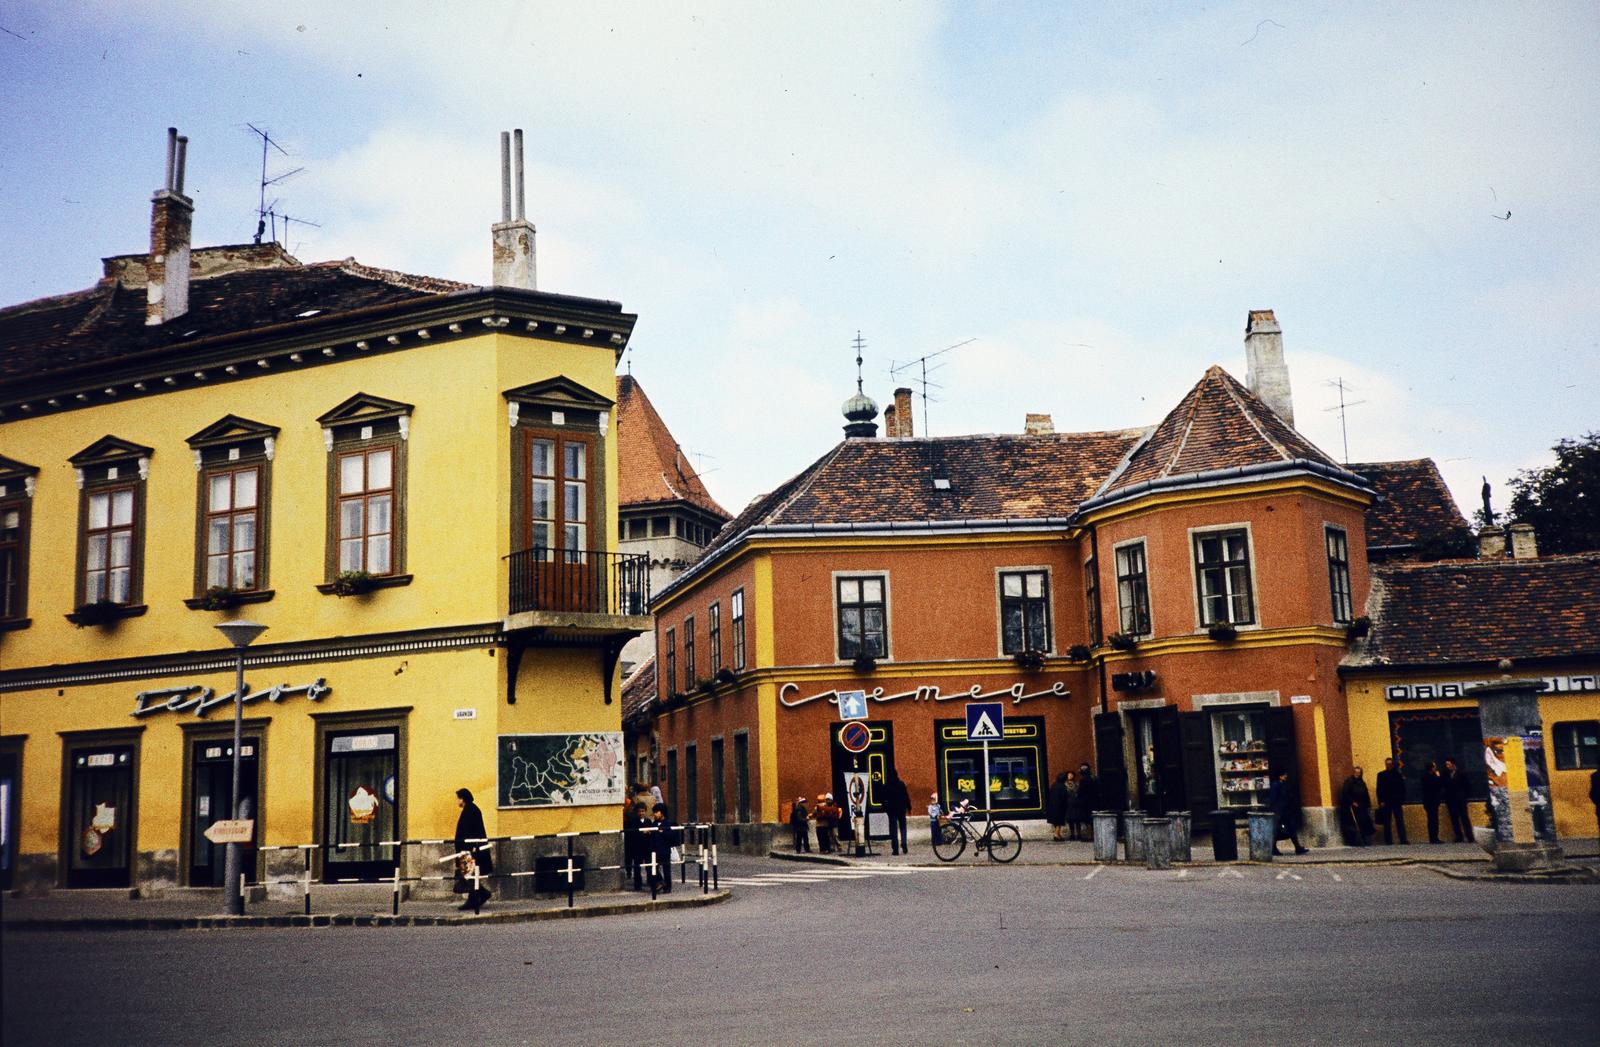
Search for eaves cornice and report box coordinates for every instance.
[0,288,637,421]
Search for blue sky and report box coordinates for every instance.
[3,2,1596,520]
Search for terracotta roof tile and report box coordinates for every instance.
[621,654,657,723]
[615,375,729,519]
[1349,553,1600,668]
[1101,365,1341,497]
[1348,459,1471,556]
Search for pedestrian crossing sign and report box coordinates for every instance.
[966,701,1004,741]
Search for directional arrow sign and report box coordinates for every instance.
[203,819,255,844]
[965,701,1004,741]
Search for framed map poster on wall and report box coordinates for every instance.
[497,733,625,809]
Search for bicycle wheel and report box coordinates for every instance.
[986,823,1022,863]
[932,822,967,862]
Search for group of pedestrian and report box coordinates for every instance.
[1341,757,1475,846]
[789,792,844,853]
[1045,764,1099,841]
[622,782,678,892]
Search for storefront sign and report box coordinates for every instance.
[132,679,331,719]
[779,680,1069,710]
[1384,675,1596,702]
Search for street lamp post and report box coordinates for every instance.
[215,620,267,916]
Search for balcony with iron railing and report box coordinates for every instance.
[503,546,652,634]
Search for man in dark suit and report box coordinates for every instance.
[1374,757,1409,845]
[1442,757,1473,842]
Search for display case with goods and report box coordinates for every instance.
[1213,713,1271,807]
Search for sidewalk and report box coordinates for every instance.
[1,883,728,932]
[775,819,1600,870]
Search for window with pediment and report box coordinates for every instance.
[186,416,279,605]
[316,394,413,590]
[0,455,37,628]
[69,437,153,614]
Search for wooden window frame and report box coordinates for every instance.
[1552,721,1600,771]
[708,601,722,672]
[0,493,29,627]
[517,427,597,561]
[77,477,146,609]
[684,616,697,684]
[1325,525,1353,624]
[321,420,410,589]
[664,628,677,695]
[998,568,1053,655]
[199,462,268,594]
[730,588,746,671]
[1191,526,1257,627]
[1114,541,1152,637]
[835,573,888,661]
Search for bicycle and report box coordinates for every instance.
[931,803,1022,863]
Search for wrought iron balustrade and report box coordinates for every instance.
[506,547,650,617]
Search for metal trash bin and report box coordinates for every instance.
[1143,817,1173,869]
[1164,810,1192,862]
[1092,811,1120,862]
[1210,809,1238,861]
[1247,809,1277,861]
[1120,810,1147,862]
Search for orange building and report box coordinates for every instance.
[646,314,1459,845]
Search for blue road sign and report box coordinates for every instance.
[965,701,1005,741]
[837,690,869,720]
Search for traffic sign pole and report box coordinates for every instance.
[983,738,991,826]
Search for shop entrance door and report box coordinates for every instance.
[189,739,259,887]
[323,729,399,882]
[829,721,896,841]
[66,745,135,888]
[0,749,18,891]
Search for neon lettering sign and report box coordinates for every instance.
[132,679,331,719]
[778,680,1068,710]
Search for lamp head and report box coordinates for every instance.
[215,620,268,649]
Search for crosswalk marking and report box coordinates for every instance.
[722,866,932,890]
[1330,872,1343,882]
[1275,870,1303,881]
[1218,868,1245,878]
[1083,865,1104,880]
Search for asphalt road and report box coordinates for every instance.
[6,855,1598,1046]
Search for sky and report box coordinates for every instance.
[3,1,1596,520]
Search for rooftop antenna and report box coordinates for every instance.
[1322,377,1367,464]
[890,337,975,437]
[244,123,316,248]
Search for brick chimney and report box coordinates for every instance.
[491,129,537,289]
[1508,522,1538,559]
[146,128,193,326]
[891,388,914,437]
[1244,309,1294,427]
[1024,413,1055,436]
[1478,525,1506,559]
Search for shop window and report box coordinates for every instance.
[1390,709,1488,801]
[708,601,722,671]
[62,734,141,888]
[0,495,28,624]
[1193,528,1255,626]
[733,732,751,823]
[684,616,697,684]
[999,570,1051,654]
[711,737,726,822]
[934,717,1045,818]
[1212,709,1271,809]
[664,628,677,694]
[69,437,153,610]
[837,575,887,660]
[1085,555,1101,645]
[1326,526,1353,624]
[1553,721,1600,770]
[317,395,412,584]
[1114,542,1152,637]
[731,588,746,671]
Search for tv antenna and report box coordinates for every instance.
[245,123,318,249]
[889,337,976,437]
[1323,377,1367,464]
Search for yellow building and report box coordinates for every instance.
[0,130,648,895]
[1340,540,1600,843]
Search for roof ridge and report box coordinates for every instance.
[0,279,115,320]
[766,440,851,522]
[1217,370,1295,461]
[334,258,472,294]
[1162,376,1208,479]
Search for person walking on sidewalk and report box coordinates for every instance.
[1442,758,1473,842]
[650,802,676,893]
[884,774,912,855]
[1078,762,1099,821]
[1420,761,1444,843]
[789,796,812,853]
[1047,772,1069,842]
[1375,757,1410,845]
[1339,767,1374,846]
[1066,770,1091,841]
[1268,771,1309,855]
[453,787,494,912]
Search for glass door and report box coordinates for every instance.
[323,729,399,882]
[66,745,134,888]
[0,749,17,891]
[523,430,596,611]
[189,739,258,887]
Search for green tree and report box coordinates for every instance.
[1506,431,1600,554]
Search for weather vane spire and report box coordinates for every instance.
[853,330,867,394]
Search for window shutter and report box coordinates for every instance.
[1180,712,1219,820]
[1155,706,1186,814]
[1265,707,1297,782]
[1093,712,1127,811]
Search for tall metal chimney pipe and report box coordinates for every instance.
[513,129,525,221]
[164,127,178,191]
[500,131,512,224]
[175,135,188,193]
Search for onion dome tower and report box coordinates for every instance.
[841,330,879,438]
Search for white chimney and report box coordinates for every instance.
[146,128,193,326]
[1244,309,1294,427]
[491,129,537,290]
[1509,522,1538,559]
[1024,413,1055,436]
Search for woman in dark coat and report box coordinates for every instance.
[1268,772,1309,855]
[1047,772,1069,841]
[1338,768,1374,846]
[454,787,494,911]
[649,802,677,893]
[1420,761,1444,843]
[1065,771,1091,840]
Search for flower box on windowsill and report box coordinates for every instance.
[1067,644,1093,663]
[715,667,737,685]
[696,678,717,695]
[183,588,275,611]
[1013,649,1048,672]
[316,572,414,597]
[1106,632,1139,652]
[1207,622,1239,642]
[65,600,148,628]
[851,654,878,673]
[1344,615,1371,641]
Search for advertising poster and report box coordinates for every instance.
[498,733,625,808]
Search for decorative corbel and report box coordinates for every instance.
[508,402,520,429]
[322,427,334,452]
[398,416,410,442]
[73,468,85,489]
[137,457,150,481]
[598,412,610,437]
[263,436,276,462]
[24,476,35,498]
[192,449,204,471]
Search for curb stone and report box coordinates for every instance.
[0,889,729,933]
